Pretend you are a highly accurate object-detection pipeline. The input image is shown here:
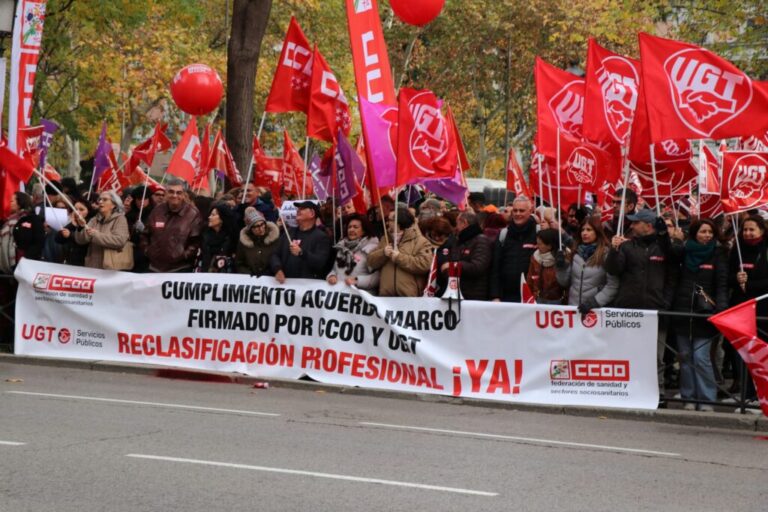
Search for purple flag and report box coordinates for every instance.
[38,119,59,170]
[359,97,397,188]
[335,130,361,204]
[422,165,468,207]
[309,153,331,201]
[93,122,111,181]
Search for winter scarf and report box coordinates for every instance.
[684,238,715,273]
[334,236,369,275]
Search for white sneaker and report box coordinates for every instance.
[683,403,696,411]
[699,405,714,412]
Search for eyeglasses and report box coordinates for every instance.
[166,190,184,196]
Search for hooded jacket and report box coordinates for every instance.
[235,222,280,276]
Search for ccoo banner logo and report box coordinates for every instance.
[664,48,753,138]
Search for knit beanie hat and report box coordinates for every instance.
[244,206,266,228]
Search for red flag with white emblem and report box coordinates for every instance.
[265,17,313,114]
[638,32,768,143]
[505,147,531,197]
[583,38,641,147]
[535,57,585,158]
[396,88,457,187]
[166,117,200,184]
[721,151,768,214]
[307,47,351,142]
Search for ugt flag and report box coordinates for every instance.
[638,32,768,142]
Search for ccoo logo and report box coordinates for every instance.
[664,48,753,138]
[727,154,768,209]
[597,56,639,144]
[548,81,584,138]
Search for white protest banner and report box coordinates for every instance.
[14,260,660,409]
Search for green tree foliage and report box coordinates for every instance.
[27,0,766,180]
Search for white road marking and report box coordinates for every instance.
[0,441,26,446]
[360,422,680,458]
[5,391,279,417]
[126,454,498,497]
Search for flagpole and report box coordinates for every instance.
[302,136,310,200]
[649,144,662,216]
[33,169,86,225]
[331,191,338,244]
[256,112,267,141]
[616,145,631,237]
[241,155,255,204]
[537,154,544,208]
[393,187,399,249]
[731,213,746,291]
[277,210,292,244]
[137,165,152,223]
[556,128,563,249]
[577,184,581,209]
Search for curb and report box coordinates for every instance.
[2,353,766,433]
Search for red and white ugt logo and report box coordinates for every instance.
[58,328,71,344]
[727,154,768,209]
[550,360,630,381]
[566,147,598,187]
[33,273,95,294]
[597,56,639,143]
[664,49,753,137]
[408,92,449,175]
[548,81,584,138]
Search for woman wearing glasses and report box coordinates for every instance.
[74,190,130,270]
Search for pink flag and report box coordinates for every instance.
[359,97,398,188]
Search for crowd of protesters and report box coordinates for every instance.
[0,176,763,412]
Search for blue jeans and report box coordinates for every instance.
[676,334,717,402]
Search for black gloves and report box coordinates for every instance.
[654,216,668,235]
[577,297,600,315]
[555,250,567,269]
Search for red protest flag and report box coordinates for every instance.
[128,123,171,172]
[699,144,720,195]
[307,47,351,142]
[638,32,768,143]
[265,16,313,114]
[282,131,306,197]
[209,129,242,187]
[709,299,768,416]
[559,132,620,192]
[252,137,284,204]
[721,151,768,214]
[166,117,201,184]
[0,145,35,182]
[520,274,536,304]
[505,147,531,198]
[445,104,470,172]
[535,57,585,158]
[396,88,458,187]
[17,126,44,168]
[582,38,640,147]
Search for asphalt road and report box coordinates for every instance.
[0,361,766,512]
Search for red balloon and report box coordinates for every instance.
[170,64,223,116]
[390,0,445,27]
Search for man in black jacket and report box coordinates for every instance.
[490,196,538,302]
[436,211,492,300]
[606,207,675,398]
[271,201,331,282]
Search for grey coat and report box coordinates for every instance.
[327,237,380,293]
[556,252,619,307]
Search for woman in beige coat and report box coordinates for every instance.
[368,206,432,297]
[74,190,130,269]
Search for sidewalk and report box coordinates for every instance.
[2,353,766,433]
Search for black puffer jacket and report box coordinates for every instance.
[490,217,538,302]
[270,225,332,279]
[670,243,729,338]
[605,232,674,310]
[436,224,493,301]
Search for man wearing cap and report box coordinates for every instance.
[603,188,637,237]
[606,207,675,397]
[141,177,203,273]
[270,201,331,283]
